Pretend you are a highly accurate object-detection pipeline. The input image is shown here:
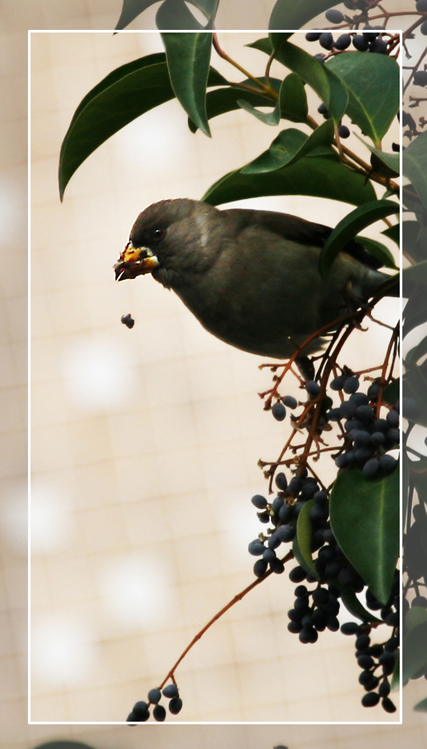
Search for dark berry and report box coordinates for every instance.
[295,584,308,597]
[270,556,285,574]
[363,458,380,479]
[153,704,166,721]
[340,622,360,635]
[251,494,267,509]
[319,32,334,50]
[358,654,375,669]
[382,696,397,713]
[421,20,427,35]
[338,125,350,138]
[356,633,371,650]
[148,688,161,704]
[272,496,284,514]
[277,524,295,542]
[379,454,397,474]
[334,34,351,51]
[132,701,150,721]
[288,476,303,494]
[288,620,303,633]
[362,692,380,707]
[299,627,318,643]
[289,565,307,583]
[313,588,330,606]
[353,35,369,51]
[169,697,183,714]
[416,0,427,10]
[248,539,265,556]
[162,684,179,699]
[379,678,391,697]
[306,32,321,41]
[253,559,268,577]
[272,402,286,421]
[306,380,321,398]
[282,395,298,409]
[121,313,135,328]
[325,8,344,23]
[279,503,293,523]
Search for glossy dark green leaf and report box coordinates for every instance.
[320,200,400,274]
[355,236,398,269]
[382,223,400,245]
[157,0,202,29]
[115,0,158,30]
[405,336,427,367]
[187,82,278,133]
[161,32,213,136]
[404,131,427,211]
[202,154,376,207]
[402,620,427,683]
[115,0,218,29]
[269,0,341,29]
[292,500,319,579]
[338,586,382,624]
[355,135,400,176]
[247,38,347,123]
[390,651,399,692]
[415,697,427,711]
[330,466,399,605]
[279,73,308,122]
[241,120,334,175]
[382,379,399,406]
[237,96,281,126]
[327,53,399,146]
[59,54,227,199]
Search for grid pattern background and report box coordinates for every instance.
[30,30,400,724]
[1,0,426,746]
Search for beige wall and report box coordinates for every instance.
[1,0,425,746]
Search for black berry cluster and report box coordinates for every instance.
[327,374,399,479]
[251,369,399,712]
[341,570,399,712]
[305,29,389,57]
[127,683,182,723]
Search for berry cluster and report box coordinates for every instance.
[251,372,399,711]
[306,28,389,58]
[327,374,399,479]
[127,683,182,723]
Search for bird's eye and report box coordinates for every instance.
[153,227,165,240]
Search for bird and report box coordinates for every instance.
[114,198,397,360]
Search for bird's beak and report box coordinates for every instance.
[114,241,160,281]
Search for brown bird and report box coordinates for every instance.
[114,198,396,359]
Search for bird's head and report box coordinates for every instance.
[113,198,223,288]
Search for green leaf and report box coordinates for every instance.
[382,223,400,245]
[354,236,398,269]
[202,154,376,207]
[327,53,400,145]
[402,620,427,683]
[390,650,399,692]
[405,606,427,632]
[58,54,227,199]
[330,466,399,605]
[269,0,342,29]
[161,32,213,136]
[237,96,282,126]
[320,199,400,274]
[355,134,400,176]
[241,120,334,175]
[116,0,219,29]
[279,73,308,122]
[157,0,202,29]
[404,131,427,212]
[403,365,427,428]
[382,379,399,406]
[115,0,158,30]
[338,586,382,624]
[187,82,279,133]
[247,38,347,123]
[415,697,427,712]
[293,499,319,578]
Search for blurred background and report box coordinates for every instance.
[30,30,400,723]
[3,0,427,746]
